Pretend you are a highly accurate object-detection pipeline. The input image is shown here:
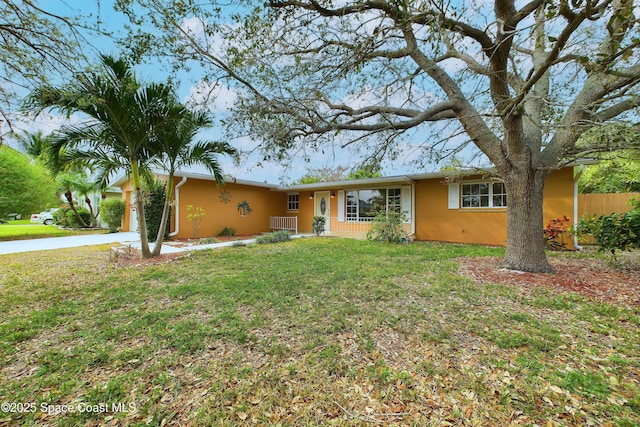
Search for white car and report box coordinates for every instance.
[30,208,59,225]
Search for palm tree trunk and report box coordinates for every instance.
[85,196,96,227]
[151,175,173,257]
[64,190,88,227]
[131,162,152,258]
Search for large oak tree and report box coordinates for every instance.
[120,0,640,272]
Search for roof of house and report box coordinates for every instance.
[110,170,279,190]
[110,159,599,191]
[272,159,599,191]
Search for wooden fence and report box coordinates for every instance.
[578,193,639,218]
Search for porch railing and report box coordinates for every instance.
[329,217,413,238]
[270,216,298,234]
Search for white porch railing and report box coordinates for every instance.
[270,216,298,234]
[329,217,413,238]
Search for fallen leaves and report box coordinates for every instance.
[458,254,640,307]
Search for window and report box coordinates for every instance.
[461,181,507,208]
[346,188,401,221]
[287,193,299,211]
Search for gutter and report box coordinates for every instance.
[169,176,188,238]
[573,165,584,251]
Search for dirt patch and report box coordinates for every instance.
[110,246,189,268]
[458,254,640,307]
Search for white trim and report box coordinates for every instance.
[401,186,412,224]
[459,180,507,209]
[169,176,188,237]
[573,165,584,250]
[337,190,345,222]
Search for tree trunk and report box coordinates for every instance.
[131,161,152,259]
[85,196,96,228]
[151,176,173,257]
[501,168,552,273]
[136,187,153,259]
[64,190,88,227]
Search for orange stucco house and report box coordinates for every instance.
[113,163,587,248]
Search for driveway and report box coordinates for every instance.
[0,232,308,255]
[0,232,142,255]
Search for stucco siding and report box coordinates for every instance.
[413,169,575,247]
[414,177,508,245]
[175,179,287,238]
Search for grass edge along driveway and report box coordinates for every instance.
[0,238,638,426]
[0,221,107,241]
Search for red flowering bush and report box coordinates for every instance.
[544,216,571,250]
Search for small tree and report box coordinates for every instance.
[312,216,326,236]
[101,198,126,233]
[186,205,206,239]
[367,210,408,243]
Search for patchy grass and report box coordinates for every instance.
[0,239,638,426]
[0,223,107,241]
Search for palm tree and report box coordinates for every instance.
[56,171,89,227]
[73,175,102,227]
[14,130,49,158]
[150,104,237,256]
[29,54,173,258]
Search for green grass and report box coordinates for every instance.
[0,222,107,241]
[0,238,638,426]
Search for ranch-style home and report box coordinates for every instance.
[113,162,591,248]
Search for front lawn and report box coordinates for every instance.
[0,222,107,241]
[0,238,638,426]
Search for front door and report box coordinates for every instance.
[314,191,331,231]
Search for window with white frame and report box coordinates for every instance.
[345,188,402,221]
[287,193,299,211]
[461,181,507,208]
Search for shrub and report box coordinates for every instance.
[144,182,170,241]
[576,198,640,257]
[65,207,91,228]
[544,216,571,250]
[256,230,291,244]
[100,198,126,233]
[53,206,71,227]
[196,237,219,245]
[312,216,326,236]
[366,210,408,243]
[218,226,236,237]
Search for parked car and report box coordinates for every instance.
[4,213,22,220]
[30,208,59,225]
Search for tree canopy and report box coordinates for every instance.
[576,122,639,193]
[0,0,97,138]
[579,152,640,193]
[116,0,640,272]
[0,145,58,216]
